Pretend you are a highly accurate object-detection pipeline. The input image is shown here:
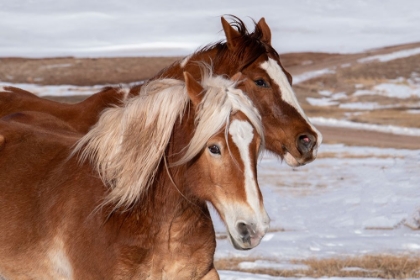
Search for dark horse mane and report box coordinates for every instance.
[154,15,281,79]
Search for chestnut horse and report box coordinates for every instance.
[0,71,269,279]
[0,16,321,167]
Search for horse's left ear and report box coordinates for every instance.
[184,71,204,107]
[231,72,245,83]
[256,17,272,45]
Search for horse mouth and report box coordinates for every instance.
[283,148,304,167]
[227,232,252,251]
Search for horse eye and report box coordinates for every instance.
[208,145,221,155]
[255,79,269,88]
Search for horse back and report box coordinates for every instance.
[0,86,128,134]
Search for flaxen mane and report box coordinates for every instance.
[73,72,263,209]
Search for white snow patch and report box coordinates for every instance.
[338,102,381,110]
[358,47,420,63]
[408,109,420,114]
[238,260,309,271]
[318,90,333,96]
[374,83,420,99]
[214,144,420,264]
[219,270,385,280]
[310,117,420,136]
[306,97,338,106]
[293,69,335,84]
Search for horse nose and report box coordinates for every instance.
[297,133,316,156]
[236,221,254,244]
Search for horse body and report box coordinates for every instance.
[0,130,215,279]
[0,86,128,134]
[0,16,322,166]
[0,73,268,279]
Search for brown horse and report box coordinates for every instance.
[0,71,269,279]
[0,16,321,167]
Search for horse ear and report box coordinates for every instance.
[221,17,240,50]
[231,72,245,83]
[184,71,203,107]
[256,17,272,45]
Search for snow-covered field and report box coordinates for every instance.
[215,143,420,263]
[1,0,420,278]
[1,0,420,57]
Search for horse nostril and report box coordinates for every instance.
[236,222,251,243]
[297,133,316,155]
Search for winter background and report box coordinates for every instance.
[1,0,420,279]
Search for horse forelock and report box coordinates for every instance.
[175,73,263,166]
[73,78,189,210]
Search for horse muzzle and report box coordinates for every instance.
[284,131,321,167]
[228,220,269,250]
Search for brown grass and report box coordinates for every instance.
[215,255,420,278]
[317,152,404,159]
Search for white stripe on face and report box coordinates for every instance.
[260,58,323,144]
[228,120,261,215]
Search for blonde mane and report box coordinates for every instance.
[73,72,263,210]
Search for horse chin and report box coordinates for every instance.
[283,151,303,167]
[227,232,253,251]
[284,150,319,167]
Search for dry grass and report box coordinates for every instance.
[317,152,404,159]
[349,109,420,128]
[291,53,420,130]
[215,255,420,278]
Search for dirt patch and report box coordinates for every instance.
[0,56,180,86]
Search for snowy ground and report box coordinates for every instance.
[214,144,420,260]
[1,0,420,57]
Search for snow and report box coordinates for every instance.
[307,76,420,113]
[0,82,106,97]
[353,83,420,99]
[1,0,420,57]
[358,47,420,63]
[338,102,383,110]
[213,144,420,263]
[238,260,309,271]
[293,69,335,84]
[306,97,338,107]
[219,270,385,280]
[310,117,420,136]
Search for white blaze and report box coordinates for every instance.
[228,120,261,215]
[260,58,323,144]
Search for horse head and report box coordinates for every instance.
[178,71,270,250]
[175,16,322,167]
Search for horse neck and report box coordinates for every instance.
[103,164,212,250]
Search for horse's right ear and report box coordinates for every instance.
[221,17,240,50]
[256,17,272,45]
[184,72,203,107]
